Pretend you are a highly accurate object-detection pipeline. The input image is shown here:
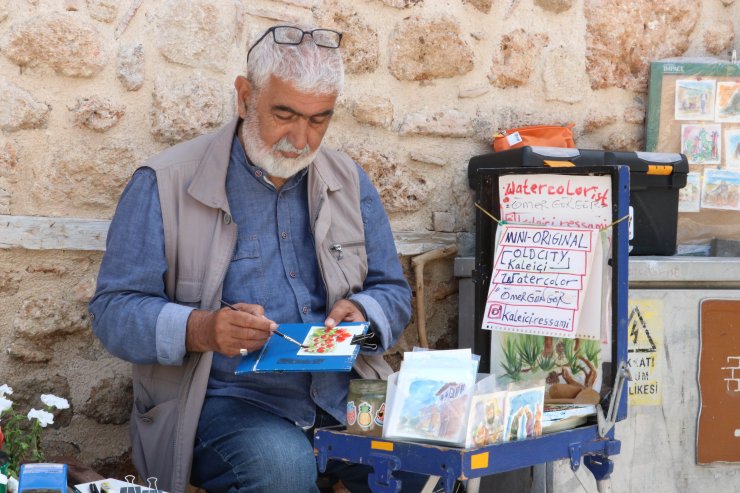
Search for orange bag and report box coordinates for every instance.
[492,123,576,152]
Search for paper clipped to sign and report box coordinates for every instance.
[482,223,603,340]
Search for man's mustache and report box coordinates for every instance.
[273,137,310,157]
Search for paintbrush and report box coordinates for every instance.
[220,299,308,348]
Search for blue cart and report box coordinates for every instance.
[316,165,631,493]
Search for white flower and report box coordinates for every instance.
[40,394,69,410]
[0,473,7,485]
[0,395,12,415]
[27,408,54,428]
[0,384,12,396]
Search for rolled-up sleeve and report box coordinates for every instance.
[350,164,412,352]
[89,168,192,365]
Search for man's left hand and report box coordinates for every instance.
[324,299,365,329]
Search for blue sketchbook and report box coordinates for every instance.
[235,322,371,373]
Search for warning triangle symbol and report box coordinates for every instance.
[628,305,657,353]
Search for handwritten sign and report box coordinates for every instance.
[482,224,601,339]
[499,174,612,228]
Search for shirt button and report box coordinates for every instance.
[255,170,263,177]
[281,231,288,239]
[302,306,309,314]
[290,271,297,278]
[223,212,232,225]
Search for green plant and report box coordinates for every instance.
[500,336,523,381]
[0,385,69,479]
[516,335,543,370]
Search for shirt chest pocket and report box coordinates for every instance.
[228,236,269,305]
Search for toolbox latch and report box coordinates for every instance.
[646,164,672,175]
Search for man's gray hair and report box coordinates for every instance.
[247,26,344,95]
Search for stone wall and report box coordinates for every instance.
[0,0,737,476]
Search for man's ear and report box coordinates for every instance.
[234,76,253,119]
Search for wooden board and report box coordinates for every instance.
[697,298,740,463]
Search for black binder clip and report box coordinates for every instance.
[119,475,140,493]
[350,331,377,351]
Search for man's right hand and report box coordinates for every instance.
[185,303,277,357]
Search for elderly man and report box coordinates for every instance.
[90,25,427,492]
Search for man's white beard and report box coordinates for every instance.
[240,108,318,179]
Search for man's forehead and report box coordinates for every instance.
[259,76,337,113]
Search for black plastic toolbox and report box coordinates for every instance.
[467,146,688,255]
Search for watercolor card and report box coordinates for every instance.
[701,169,740,211]
[681,124,722,165]
[675,79,716,121]
[715,81,740,123]
[678,172,702,213]
[724,128,740,168]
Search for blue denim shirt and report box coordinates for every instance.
[90,135,412,427]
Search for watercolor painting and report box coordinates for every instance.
[464,391,507,448]
[724,128,740,168]
[297,325,364,356]
[679,172,702,213]
[675,79,716,120]
[681,124,722,165]
[393,377,472,443]
[503,386,544,442]
[701,169,740,211]
[715,81,740,123]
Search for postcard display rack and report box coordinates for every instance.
[646,58,740,250]
[314,165,630,493]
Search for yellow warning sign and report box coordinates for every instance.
[627,299,662,406]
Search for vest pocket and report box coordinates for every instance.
[327,238,367,295]
[175,278,203,307]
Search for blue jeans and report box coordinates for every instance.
[190,396,432,493]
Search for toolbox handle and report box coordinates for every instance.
[543,160,575,167]
[646,164,673,175]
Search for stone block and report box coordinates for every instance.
[117,43,144,91]
[13,296,89,340]
[583,113,617,132]
[535,0,574,13]
[31,142,138,216]
[0,268,21,296]
[0,186,9,214]
[704,21,734,56]
[344,145,428,213]
[409,151,446,167]
[0,14,108,77]
[0,77,50,131]
[352,96,393,128]
[86,0,118,23]
[0,137,18,179]
[458,85,490,99]
[154,0,241,73]
[606,129,643,151]
[489,29,549,88]
[544,47,588,103]
[585,0,700,91]
[315,3,379,74]
[463,0,493,13]
[389,16,474,81]
[379,0,423,7]
[433,211,455,232]
[80,375,133,425]
[150,73,228,144]
[624,105,645,124]
[69,96,125,132]
[398,109,475,138]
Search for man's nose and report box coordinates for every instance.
[287,118,310,151]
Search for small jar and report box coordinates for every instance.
[346,379,387,437]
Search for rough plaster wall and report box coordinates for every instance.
[0,0,737,475]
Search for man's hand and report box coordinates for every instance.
[186,303,277,357]
[325,298,365,329]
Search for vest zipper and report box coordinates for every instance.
[329,241,365,260]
